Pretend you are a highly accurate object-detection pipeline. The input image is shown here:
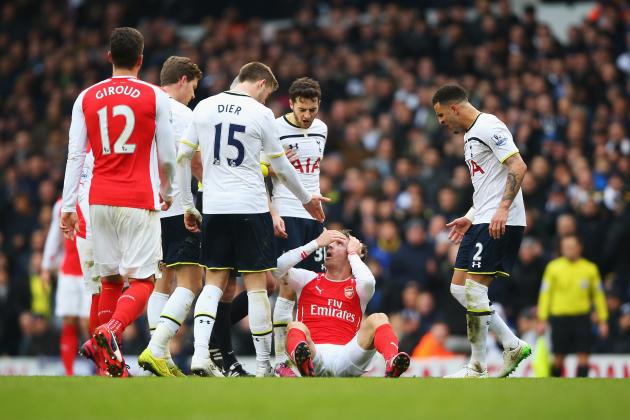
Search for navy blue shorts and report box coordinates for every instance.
[201,212,276,273]
[276,217,325,272]
[454,223,524,277]
[161,215,201,267]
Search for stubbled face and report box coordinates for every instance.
[434,102,464,134]
[254,80,274,104]
[324,236,349,269]
[182,78,199,105]
[290,97,320,128]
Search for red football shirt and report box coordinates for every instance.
[296,273,364,345]
[61,76,175,213]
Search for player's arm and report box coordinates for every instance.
[590,264,609,338]
[155,91,177,209]
[260,112,328,222]
[177,122,201,232]
[41,201,63,286]
[191,150,203,182]
[347,236,376,301]
[60,92,88,239]
[490,152,527,239]
[536,263,554,335]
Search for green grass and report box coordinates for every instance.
[1,377,629,420]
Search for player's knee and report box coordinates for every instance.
[287,321,305,331]
[265,271,277,294]
[366,313,389,329]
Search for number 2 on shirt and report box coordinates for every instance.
[212,123,245,167]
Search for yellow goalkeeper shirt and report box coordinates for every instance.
[537,257,608,321]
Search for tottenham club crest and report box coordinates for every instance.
[344,286,355,299]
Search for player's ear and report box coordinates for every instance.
[289,99,294,110]
[107,51,113,64]
[136,54,143,69]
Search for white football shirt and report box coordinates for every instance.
[269,115,327,219]
[184,90,285,214]
[463,113,526,226]
[161,97,193,218]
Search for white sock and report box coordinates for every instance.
[451,283,519,350]
[273,297,294,364]
[147,292,169,335]
[248,290,272,366]
[148,287,195,358]
[465,279,491,371]
[193,285,223,360]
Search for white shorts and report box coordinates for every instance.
[75,236,100,295]
[313,335,376,377]
[90,205,162,279]
[55,273,90,318]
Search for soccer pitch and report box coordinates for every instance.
[1,377,629,420]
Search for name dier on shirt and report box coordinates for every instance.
[310,298,356,322]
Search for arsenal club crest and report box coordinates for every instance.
[344,286,355,299]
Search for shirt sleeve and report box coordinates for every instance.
[61,92,88,213]
[590,263,609,322]
[349,254,375,310]
[485,120,520,164]
[176,121,200,210]
[286,268,317,296]
[42,201,63,271]
[537,262,554,321]
[155,89,176,200]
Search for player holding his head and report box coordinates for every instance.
[273,230,410,377]
[432,84,530,378]
[176,62,328,376]
[60,27,176,377]
[262,77,328,375]
[138,56,203,377]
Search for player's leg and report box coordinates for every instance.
[552,354,566,377]
[286,321,316,377]
[575,314,591,377]
[355,313,410,377]
[55,274,81,376]
[236,212,277,377]
[75,235,100,335]
[147,266,173,336]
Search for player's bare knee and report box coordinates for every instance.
[366,312,389,330]
[287,321,306,331]
[279,282,296,300]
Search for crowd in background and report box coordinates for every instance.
[1,0,630,359]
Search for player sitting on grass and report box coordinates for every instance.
[272,229,410,377]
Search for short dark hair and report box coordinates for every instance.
[289,77,321,102]
[160,56,202,86]
[237,62,279,91]
[109,27,144,69]
[432,84,468,106]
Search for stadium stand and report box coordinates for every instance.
[0,0,628,371]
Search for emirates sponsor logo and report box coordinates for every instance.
[309,299,356,323]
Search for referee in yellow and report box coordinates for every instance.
[537,234,608,377]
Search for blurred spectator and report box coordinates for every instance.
[411,322,454,359]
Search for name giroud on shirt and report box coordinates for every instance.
[309,298,356,323]
[95,85,141,99]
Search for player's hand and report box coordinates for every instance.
[184,207,202,233]
[40,270,51,289]
[489,206,509,239]
[315,229,346,248]
[60,212,79,240]
[285,147,299,164]
[272,212,287,239]
[599,321,609,339]
[347,235,363,256]
[160,195,173,211]
[446,216,473,244]
[536,320,548,336]
[303,194,330,223]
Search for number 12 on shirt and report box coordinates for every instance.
[212,123,246,167]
